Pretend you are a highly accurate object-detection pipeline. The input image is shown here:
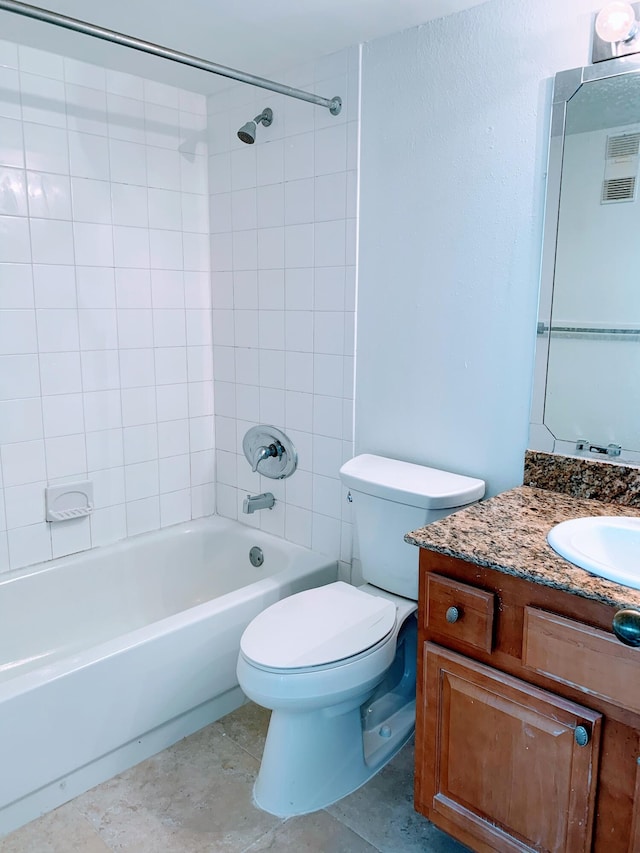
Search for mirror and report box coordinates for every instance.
[530,57,640,463]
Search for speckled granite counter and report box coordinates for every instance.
[405,485,640,610]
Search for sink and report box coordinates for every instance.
[547,516,640,590]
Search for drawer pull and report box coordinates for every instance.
[574,726,590,747]
[446,606,460,624]
[612,609,640,647]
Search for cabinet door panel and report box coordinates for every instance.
[422,643,602,853]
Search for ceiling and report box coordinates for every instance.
[1,0,488,92]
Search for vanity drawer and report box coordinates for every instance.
[522,607,640,716]
[425,573,494,653]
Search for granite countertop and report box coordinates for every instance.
[405,485,640,609]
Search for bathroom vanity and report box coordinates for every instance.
[408,478,640,853]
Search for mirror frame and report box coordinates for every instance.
[529,53,640,466]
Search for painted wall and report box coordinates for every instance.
[206,49,359,579]
[0,41,213,573]
[357,0,602,496]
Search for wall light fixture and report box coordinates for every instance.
[593,1,640,61]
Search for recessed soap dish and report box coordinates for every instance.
[45,481,94,523]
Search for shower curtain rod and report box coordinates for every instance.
[0,0,343,115]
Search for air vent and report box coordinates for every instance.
[607,133,640,159]
[602,132,640,204]
[602,176,636,203]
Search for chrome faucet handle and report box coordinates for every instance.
[251,442,283,472]
[242,426,298,479]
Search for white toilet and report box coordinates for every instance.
[236,453,485,817]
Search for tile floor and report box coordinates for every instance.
[0,703,467,852]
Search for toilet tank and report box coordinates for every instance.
[339,454,485,600]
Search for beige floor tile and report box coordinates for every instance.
[214,702,271,761]
[73,724,281,853]
[0,802,111,853]
[327,740,469,853]
[243,810,379,853]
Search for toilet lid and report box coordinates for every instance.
[240,582,397,669]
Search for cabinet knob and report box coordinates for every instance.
[612,609,640,647]
[446,606,460,624]
[574,726,590,747]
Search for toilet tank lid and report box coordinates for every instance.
[339,454,485,509]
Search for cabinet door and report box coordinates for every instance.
[419,643,602,853]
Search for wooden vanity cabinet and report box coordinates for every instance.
[415,550,640,853]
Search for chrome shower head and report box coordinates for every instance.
[237,107,273,144]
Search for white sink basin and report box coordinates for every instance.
[547,516,640,590]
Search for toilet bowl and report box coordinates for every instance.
[236,453,485,817]
[237,581,417,816]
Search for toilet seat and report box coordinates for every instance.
[240,582,397,670]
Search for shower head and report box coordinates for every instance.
[237,107,273,144]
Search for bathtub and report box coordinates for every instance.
[0,516,337,837]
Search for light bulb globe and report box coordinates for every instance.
[595,1,638,43]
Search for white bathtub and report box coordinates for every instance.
[0,516,337,836]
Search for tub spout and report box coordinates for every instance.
[243,492,276,514]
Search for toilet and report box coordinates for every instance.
[236,453,485,817]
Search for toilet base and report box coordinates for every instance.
[253,698,416,817]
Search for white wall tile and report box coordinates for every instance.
[0,354,39,400]
[285,223,314,268]
[0,166,27,216]
[159,454,190,493]
[155,346,187,385]
[147,147,180,191]
[0,397,42,443]
[150,228,182,270]
[121,385,156,426]
[31,218,74,264]
[193,481,216,519]
[111,183,148,227]
[90,504,127,547]
[0,309,37,353]
[117,309,154,348]
[83,389,122,432]
[42,393,84,437]
[23,122,66,173]
[285,178,314,225]
[81,349,120,391]
[156,383,189,422]
[39,351,82,396]
[113,225,150,269]
[92,466,125,508]
[76,267,116,309]
[7,522,51,569]
[124,460,159,501]
[126,495,160,536]
[45,433,87,479]
[86,428,124,471]
[285,504,312,548]
[0,117,24,168]
[160,489,191,527]
[71,177,111,224]
[1,439,46,486]
[4,481,45,528]
[20,73,65,128]
[158,418,190,458]
[119,347,155,388]
[285,133,314,181]
[68,131,110,180]
[115,269,151,308]
[257,183,284,228]
[0,263,33,309]
[33,264,76,309]
[0,216,31,262]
